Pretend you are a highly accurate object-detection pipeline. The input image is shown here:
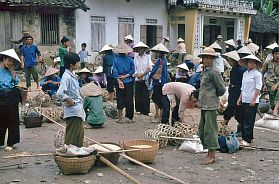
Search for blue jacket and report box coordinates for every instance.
[112,55,135,84]
[22,44,41,68]
[103,52,118,77]
[149,57,169,86]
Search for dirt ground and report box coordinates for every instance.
[0,101,279,184]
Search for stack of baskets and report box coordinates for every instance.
[123,139,159,163]
[54,154,96,175]
[23,108,43,128]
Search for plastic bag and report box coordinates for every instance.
[179,139,207,154]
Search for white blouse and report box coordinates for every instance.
[241,68,262,103]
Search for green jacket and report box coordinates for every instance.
[84,96,106,126]
[58,45,68,67]
[199,66,226,110]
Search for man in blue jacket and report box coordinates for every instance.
[21,35,41,91]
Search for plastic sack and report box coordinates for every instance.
[255,114,279,131]
[179,140,207,154]
[218,133,239,154]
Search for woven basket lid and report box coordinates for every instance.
[81,82,103,97]
[222,51,240,62]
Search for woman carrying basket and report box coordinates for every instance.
[0,49,22,151]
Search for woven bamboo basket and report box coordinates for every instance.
[54,154,96,175]
[123,139,159,163]
[92,142,121,166]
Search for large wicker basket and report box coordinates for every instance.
[123,139,159,163]
[54,154,96,175]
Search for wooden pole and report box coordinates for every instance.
[99,156,141,184]
[39,111,186,184]
[160,136,199,141]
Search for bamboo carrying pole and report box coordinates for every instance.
[99,156,141,184]
[39,111,186,184]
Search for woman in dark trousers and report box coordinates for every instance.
[222,51,247,136]
[0,49,22,151]
[237,54,262,146]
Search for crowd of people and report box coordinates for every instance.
[1,31,278,166]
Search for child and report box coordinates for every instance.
[57,52,85,147]
[78,43,90,69]
[237,54,262,146]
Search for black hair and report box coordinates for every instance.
[64,52,80,69]
[190,89,199,100]
[61,36,70,44]
[81,43,87,47]
[272,47,279,55]
[237,39,241,45]
[25,35,33,40]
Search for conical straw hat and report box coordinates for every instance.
[124,34,134,41]
[222,51,240,62]
[266,43,278,50]
[247,43,259,52]
[77,68,93,75]
[209,42,222,50]
[237,46,252,55]
[81,82,103,97]
[150,43,170,53]
[164,37,170,42]
[198,47,217,58]
[242,54,261,63]
[94,66,103,74]
[217,35,223,39]
[177,63,189,71]
[177,38,184,42]
[133,41,149,48]
[224,39,236,47]
[185,54,193,61]
[113,42,133,54]
[44,67,59,77]
[0,49,21,65]
[99,45,113,53]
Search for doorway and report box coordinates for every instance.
[140,25,163,47]
[203,25,221,46]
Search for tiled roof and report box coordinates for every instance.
[1,0,90,11]
[250,13,279,33]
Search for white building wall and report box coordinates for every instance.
[76,0,168,55]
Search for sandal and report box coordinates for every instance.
[4,146,13,151]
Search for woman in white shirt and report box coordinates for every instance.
[237,54,262,146]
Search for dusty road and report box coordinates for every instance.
[0,106,279,184]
